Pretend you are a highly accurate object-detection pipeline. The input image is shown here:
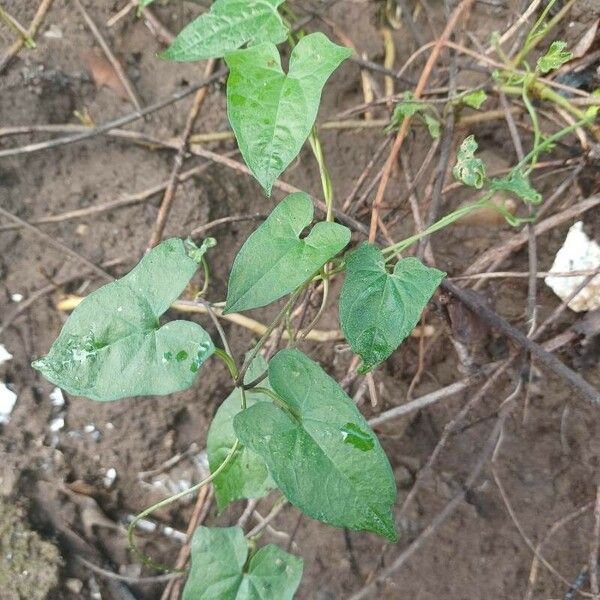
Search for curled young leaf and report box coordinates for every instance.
[33,239,214,401]
[207,355,275,510]
[224,192,351,314]
[233,348,398,542]
[162,0,288,62]
[225,33,351,194]
[453,135,486,189]
[183,526,303,600]
[340,243,445,372]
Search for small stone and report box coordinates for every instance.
[0,344,12,366]
[103,468,117,489]
[0,382,17,425]
[65,579,83,594]
[49,387,64,408]
[49,417,65,432]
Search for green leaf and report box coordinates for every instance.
[423,113,441,139]
[537,41,572,73]
[387,92,426,130]
[207,355,275,510]
[183,526,303,600]
[340,243,445,373]
[461,89,487,110]
[32,239,214,401]
[224,192,350,313]
[233,349,398,541]
[161,0,287,62]
[185,236,216,263]
[453,135,486,188]
[225,33,351,194]
[490,168,542,205]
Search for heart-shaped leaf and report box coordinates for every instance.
[234,349,398,541]
[183,526,303,600]
[162,0,288,62]
[32,239,214,401]
[225,33,351,194]
[207,355,275,510]
[340,243,445,373]
[224,192,350,313]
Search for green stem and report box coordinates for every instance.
[309,127,334,221]
[127,439,240,572]
[513,0,577,67]
[235,289,303,386]
[383,195,492,256]
[247,387,301,420]
[514,112,597,171]
[214,347,239,380]
[521,83,542,172]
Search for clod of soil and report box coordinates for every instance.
[0,499,62,600]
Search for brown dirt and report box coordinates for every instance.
[1,1,599,599]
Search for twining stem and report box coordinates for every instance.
[309,128,334,222]
[521,84,542,173]
[235,289,303,386]
[300,128,335,340]
[214,347,239,380]
[127,439,240,572]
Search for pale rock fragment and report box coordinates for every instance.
[545,221,600,312]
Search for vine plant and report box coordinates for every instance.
[32,1,598,597]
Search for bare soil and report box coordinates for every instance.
[1,1,599,599]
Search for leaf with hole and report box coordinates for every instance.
[32,239,214,401]
[233,348,398,541]
[453,135,486,189]
[339,243,445,373]
[491,168,542,205]
[225,32,351,194]
[162,0,287,62]
[207,355,275,510]
[183,526,303,600]
[224,192,350,313]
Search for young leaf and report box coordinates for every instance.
[162,0,287,62]
[423,113,441,139]
[340,244,445,373]
[461,89,488,110]
[224,192,350,313]
[386,92,440,139]
[386,92,426,131]
[233,349,398,541]
[225,33,351,194]
[537,41,572,73]
[32,239,215,401]
[490,168,542,205]
[183,526,303,600]
[452,135,486,189]
[207,355,275,510]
